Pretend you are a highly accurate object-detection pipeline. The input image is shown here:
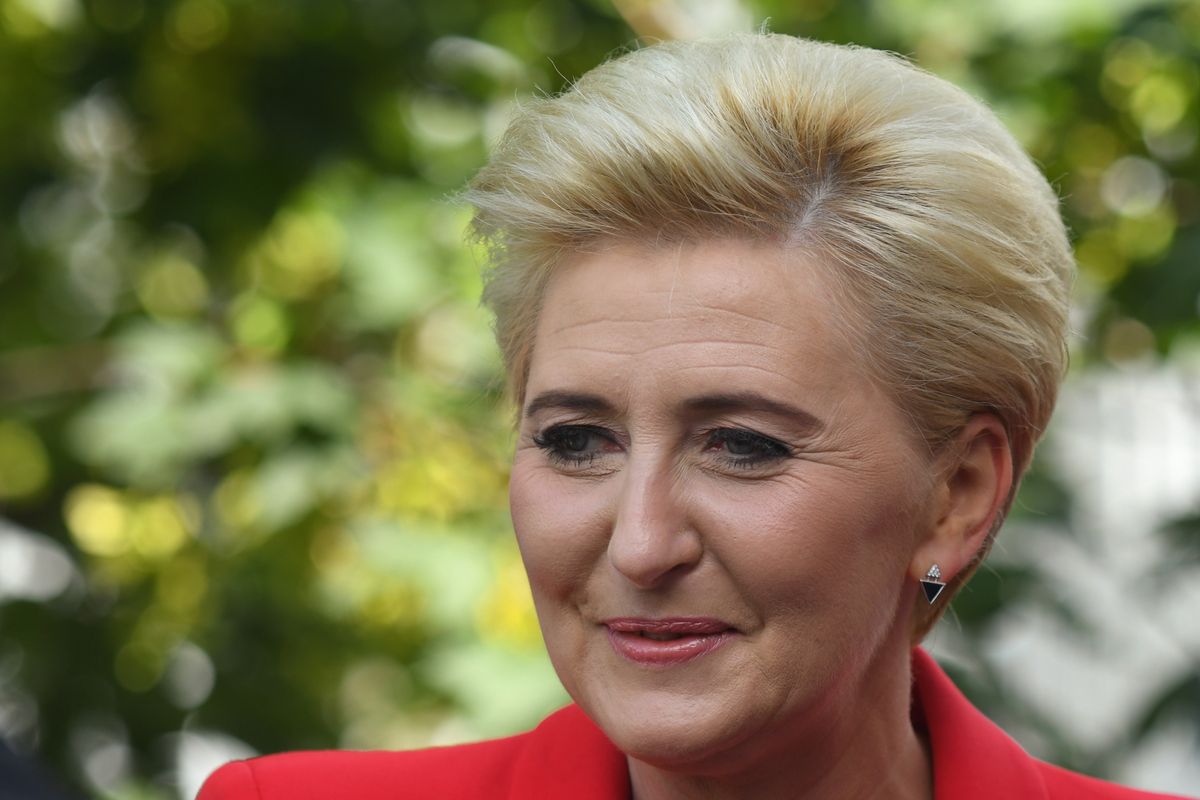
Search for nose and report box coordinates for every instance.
[607,460,702,589]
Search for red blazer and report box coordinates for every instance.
[197,649,1193,799]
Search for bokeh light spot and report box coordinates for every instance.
[229,293,291,354]
[1103,317,1157,364]
[1115,205,1177,261]
[65,486,195,561]
[69,716,131,794]
[0,420,51,501]
[1131,74,1191,134]
[1104,38,1155,88]
[249,210,344,300]
[3,0,80,37]
[167,0,228,53]
[136,253,210,319]
[128,495,192,559]
[1101,156,1168,216]
[65,484,131,557]
[163,641,215,709]
[114,641,163,693]
[0,521,78,602]
[214,470,261,534]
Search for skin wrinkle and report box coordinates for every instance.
[546,339,782,358]
[525,387,824,420]
[510,239,947,800]
[544,308,798,339]
[539,327,844,385]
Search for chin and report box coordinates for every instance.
[584,686,766,771]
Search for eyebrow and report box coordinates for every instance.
[523,389,824,433]
[523,391,616,419]
[681,392,825,434]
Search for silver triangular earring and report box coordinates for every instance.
[920,564,946,604]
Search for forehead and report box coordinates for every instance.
[527,239,863,404]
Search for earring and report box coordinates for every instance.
[920,564,947,604]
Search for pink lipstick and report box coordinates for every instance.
[602,617,737,667]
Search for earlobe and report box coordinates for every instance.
[910,414,1013,584]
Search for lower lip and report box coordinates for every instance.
[605,628,736,667]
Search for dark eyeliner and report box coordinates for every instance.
[533,424,612,467]
[707,428,792,468]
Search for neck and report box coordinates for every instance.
[626,637,931,800]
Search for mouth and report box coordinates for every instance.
[601,617,738,667]
[634,631,692,641]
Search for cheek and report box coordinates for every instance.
[695,471,919,613]
[509,459,611,601]
[697,485,842,610]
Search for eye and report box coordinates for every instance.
[548,428,591,453]
[704,428,791,468]
[532,425,619,469]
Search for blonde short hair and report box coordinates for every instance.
[466,34,1074,638]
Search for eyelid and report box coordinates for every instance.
[532,423,624,473]
[534,424,790,450]
[705,426,793,451]
[532,421,793,467]
[535,421,618,439]
[533,421,626,448]
[701,427,794,468]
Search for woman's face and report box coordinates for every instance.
[509,239,934,769]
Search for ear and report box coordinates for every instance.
[910,413,1013,584]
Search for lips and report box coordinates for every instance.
[602,617,737,667]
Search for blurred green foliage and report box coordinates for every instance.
[0,0,1198,797]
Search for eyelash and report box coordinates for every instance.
[705,428,792,468]
[531,425,792,470]
[531,425,611,468]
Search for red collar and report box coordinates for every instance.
[513,648,1049,799]
[912,647,1048,799]
[509,701,631,798]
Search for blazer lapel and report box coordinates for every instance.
[913,648,1050,800]
[510,704,631,799]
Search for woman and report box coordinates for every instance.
[198,34,1191,799]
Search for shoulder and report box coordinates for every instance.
[195,705,629,800]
